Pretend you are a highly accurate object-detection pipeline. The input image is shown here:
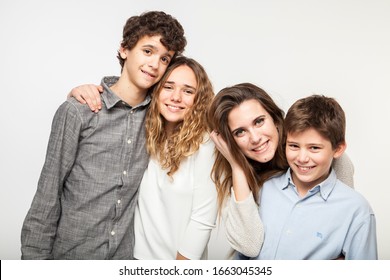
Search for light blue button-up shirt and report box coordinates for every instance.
[242,168,377,260]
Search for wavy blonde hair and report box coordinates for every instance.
[207,83,289,212]
[146,56,214,176]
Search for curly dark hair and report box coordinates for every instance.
[117,11,187,69]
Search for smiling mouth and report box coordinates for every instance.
[166,104,184,111]
[252,141,268,152]
[141,69,156,78]
[296,165,315,172]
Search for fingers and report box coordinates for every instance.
[69,84,102,113]
[210,131,227,151]
[69,91,86,104]
[210,131,236,166]
[210,131,221,144]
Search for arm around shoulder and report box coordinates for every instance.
[333,152,354,188]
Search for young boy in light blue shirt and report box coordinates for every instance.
[254,95,377,259]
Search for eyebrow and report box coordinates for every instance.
[142,44,173,58]
[230,114,266,133]
[142,44,157,49]
[286,140,324,146]
[165,81,196,90]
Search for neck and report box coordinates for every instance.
[110,76,148,107]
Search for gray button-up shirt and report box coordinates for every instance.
[21,76,150,259]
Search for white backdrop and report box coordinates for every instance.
[1,0,389,260]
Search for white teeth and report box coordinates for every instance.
[253,142,267,151]
[298,166,312,171]
[168,105,181,110]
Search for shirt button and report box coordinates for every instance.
[117,200,121,204]
[127,139,132,144]
[130,110,134,114]
[123,171,127,175]
[111,231,115,236]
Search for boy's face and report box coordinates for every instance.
[228,99,279,163]
[286,128,345,193]
[119,35,175,92]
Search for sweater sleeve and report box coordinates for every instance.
[333,152,355,188]
[178,140,218,259]
[223,189,264,257]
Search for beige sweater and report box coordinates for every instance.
[223,153,354,257]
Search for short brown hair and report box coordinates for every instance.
[284,95,346,149]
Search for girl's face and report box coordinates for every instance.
[228,99,279,163]
[158,65,197,134]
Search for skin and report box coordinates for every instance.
[286,128,346,197]
[228,100,279,164]
[112,35,174,106]
[158,65,196,136]
[210,99,279,202]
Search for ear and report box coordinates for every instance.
[333,142,347,159]
[119,46,127,59]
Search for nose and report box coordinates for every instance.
[249,129,261,144]
[170,89,181,102]
[297,149,309,163]
[147,56,159,69]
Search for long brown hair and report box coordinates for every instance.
[207,83,288,212]
[146,56,214,176]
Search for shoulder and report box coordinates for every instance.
[62,97,99,123]
[52,100,81,121]
[263,171,287,186]
[191,134,216,170]
[334,180,375,215]
[333,153,354,187]
[194,135,216,160]
[200,135,215,150]
[65,97,97,113]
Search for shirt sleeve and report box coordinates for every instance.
[178,140,218,260]
[223,189,264,258]
[21,101,82,259]
[333,152,355,188]
[344,204,378,260]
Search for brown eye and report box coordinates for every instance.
[254,117,265,126]
[161,56,170,65]
[233,129,245,137]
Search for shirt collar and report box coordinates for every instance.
[100,76,151,110]
[282,167,338,200]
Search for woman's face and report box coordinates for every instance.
[158,65,197,133]
[228,99,279,163]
